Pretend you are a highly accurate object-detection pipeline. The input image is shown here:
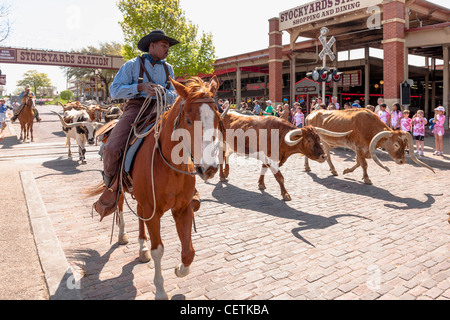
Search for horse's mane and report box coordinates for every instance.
[184,77,215,104]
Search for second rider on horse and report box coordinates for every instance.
[11,84,42,123]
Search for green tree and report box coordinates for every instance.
[62,42,122,99]
[60,90,74,100]
[117,0,216,78]
[17,70,52,97]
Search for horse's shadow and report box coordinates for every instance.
[208,182,370,247]
[51,244,140,300]
[306,171,441,210]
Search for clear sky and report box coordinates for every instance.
[0,0,448,95]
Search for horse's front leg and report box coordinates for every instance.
[138,204,151,263]
[117,195,129,245]
[30,125,34,142]
[172,205,195,278]
[143,205,167,300]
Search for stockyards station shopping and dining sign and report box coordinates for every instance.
[0,47,125,70]
[279,0,383,30]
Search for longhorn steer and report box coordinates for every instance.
[104,105,123,122]
[220,111,352,201]
[304,109,434,185]
[52,110,102,164]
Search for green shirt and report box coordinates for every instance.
[264,105,273,116]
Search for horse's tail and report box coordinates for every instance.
[82,182,106,199]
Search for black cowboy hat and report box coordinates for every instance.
[137,29,180,52]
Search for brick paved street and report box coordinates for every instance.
[1,106,449,300]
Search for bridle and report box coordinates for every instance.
[157,96,223,176]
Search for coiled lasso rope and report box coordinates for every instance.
[120,85,169,223]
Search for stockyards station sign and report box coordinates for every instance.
[279,0,383,30]
[0,47,125,70]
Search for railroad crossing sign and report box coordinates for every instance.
[318,27,336,61]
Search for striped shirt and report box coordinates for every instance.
[109,56,177,104]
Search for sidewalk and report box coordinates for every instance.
[0,118,49,300]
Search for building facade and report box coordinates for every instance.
[211,0,450,125]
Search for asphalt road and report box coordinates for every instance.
[0,105,449,301]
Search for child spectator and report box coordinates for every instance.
[293,104,304,128]
[390,103,402,130]
[378,104,390,126]
[412,110,427,156]
[432,106,446,156]
[400,110,412,154]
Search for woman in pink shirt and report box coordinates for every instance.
[432,106,446,156]
[390,103,402,130]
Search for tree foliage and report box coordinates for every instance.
[17,70,52,96]
[60,90,74,100]
[117,0,216,78]
[62,42,122,98]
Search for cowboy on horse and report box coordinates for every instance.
[93,29,189,219]
[11,85,42,123]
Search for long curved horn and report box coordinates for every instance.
[315,127,353,138]
[220,103,232,120]
[404,132,435,173]
[51,111,91,128]
[369,131,392,173]
[285,129,304,146]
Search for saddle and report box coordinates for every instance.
[97,112,158,194]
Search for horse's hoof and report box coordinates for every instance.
[139,250,151,263]
[258,184,266,190]
[282,193,292,201]
[363,178,373,185]
[175,264,190,278]
[118,233,129,245]
[331,170,338,176]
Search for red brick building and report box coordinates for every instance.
[211,0,450,125]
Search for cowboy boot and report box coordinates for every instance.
[94,175,119,221]
[11,105,24,123]
[33,108,42,122]
[192,189,201,212]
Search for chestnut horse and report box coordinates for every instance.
[91,76,222,300]
[18,92,36,142]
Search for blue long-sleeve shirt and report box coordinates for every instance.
[109,56,177,105]
[0,104,7,114]
[19,90,34,100]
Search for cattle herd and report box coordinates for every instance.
[51,100,435,194]
[52,101,123,164]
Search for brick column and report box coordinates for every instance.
[382,0,405,107]
[268,17,283,106]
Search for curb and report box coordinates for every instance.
[21,171,82,300]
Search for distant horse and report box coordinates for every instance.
[18,92,36,142]
[89,76,222,300]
